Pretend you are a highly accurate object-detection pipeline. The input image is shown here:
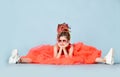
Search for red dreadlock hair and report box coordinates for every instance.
[57,23,70,34]
[57,23,71,40]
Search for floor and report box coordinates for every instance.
[1,63,120,77]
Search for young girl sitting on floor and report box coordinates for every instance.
[9,23,114,65]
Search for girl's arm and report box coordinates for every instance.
[53,45,58,58]
[63,47,69,58]
[56,47,62,58]
[68,45,74,58]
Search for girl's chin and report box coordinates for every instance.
[60,45,68,47]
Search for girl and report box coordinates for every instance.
[9,23,114,65]
[54,23,73,58]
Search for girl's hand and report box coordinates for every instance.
[59,46,63,51]
[56,46,63,59]
[62,42,69,48]
[57,43,62,48]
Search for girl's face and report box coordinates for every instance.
[57,36,70,47]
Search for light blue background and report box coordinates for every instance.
[0,0,120,77]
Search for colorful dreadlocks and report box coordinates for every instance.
[57,23,71,40]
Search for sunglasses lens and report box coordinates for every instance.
[58,40,67,42]
[63,40,67,42]
[58,40,61,42]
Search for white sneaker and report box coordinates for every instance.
[104,48,114,65]
[9,49,20,64]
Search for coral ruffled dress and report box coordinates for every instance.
[21,42,101,64]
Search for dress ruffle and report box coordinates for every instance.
[21,42,101,64]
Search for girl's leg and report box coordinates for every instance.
[9,49,32,64]
[95,57,106,63]
[95,48,114,65]
[19,57,32,63]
